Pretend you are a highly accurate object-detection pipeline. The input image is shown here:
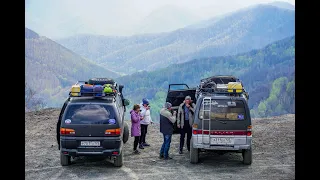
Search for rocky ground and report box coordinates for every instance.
[25,108,295,180]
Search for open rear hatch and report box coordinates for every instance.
[165,84,196,134]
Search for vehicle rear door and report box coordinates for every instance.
[196,98,250,146]
[61,104,120,149]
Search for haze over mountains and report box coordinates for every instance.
[57,4,295,75]
[25,1,295,118]
[25,28,119,107]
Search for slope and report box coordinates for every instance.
[25,28,120,107]
[115,36,295,121]
[57,4,295,75]
[134,4,201,34]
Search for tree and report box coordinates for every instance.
[25,83,46,112]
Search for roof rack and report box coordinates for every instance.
[69,80,119,99]
[69,91,117,98]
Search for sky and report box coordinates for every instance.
[25,0,295,39]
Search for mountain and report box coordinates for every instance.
[134,5,201,35]
[115,36,295,121]
[268,1,295,10]
[25,28,120,107]
[57,4,295,75]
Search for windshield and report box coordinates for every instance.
[199,99,246,121]
[63,104,116,124]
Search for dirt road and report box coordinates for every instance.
[25,108,295,180]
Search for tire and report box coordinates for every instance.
[114,150,123,167]
[123,122,129,144]
[190,138,199,164]
[242,149,252,165]
[60,153,71,166]
[88,78,114,85]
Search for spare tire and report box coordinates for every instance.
[88,78,115,85]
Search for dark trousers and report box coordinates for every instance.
[160,134,172,158]
[180,120,192,151]
[139,124,148,144]
[133,136,140,150]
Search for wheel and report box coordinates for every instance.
[60,153,71,166]
[242,149,252,165]
[123,122,129,144]
[114,150,123,167]
[190,138,199,164]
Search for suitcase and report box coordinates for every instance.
[227,82,243,93]
[70,85,81,96]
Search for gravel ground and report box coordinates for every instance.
[25,108,295,180]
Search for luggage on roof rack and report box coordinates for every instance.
[69,80,118,98]
[195,75,249,101]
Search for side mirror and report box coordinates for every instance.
[119,85,124,94]
[123,99,130,106]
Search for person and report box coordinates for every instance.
[139,98,153,149]
[159,102,177,160]
[177,95,196,154]
[130,104,142,154]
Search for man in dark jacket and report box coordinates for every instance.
[159,102,177,160]
[177,96,196,154]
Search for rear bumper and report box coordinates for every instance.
[192,135,252,151]
[61,147,121,157]
[60,136,122,156]
[193,144,251,150]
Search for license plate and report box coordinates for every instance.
[81,141,100,146]
[210,138,234,145]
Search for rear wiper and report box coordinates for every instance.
[213,119,227,124]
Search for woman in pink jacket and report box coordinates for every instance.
[130,104,142,154]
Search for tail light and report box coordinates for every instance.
[247,125,252,136]
[60,128,75,135]
[105,128,121,136]
[192,124,198,129]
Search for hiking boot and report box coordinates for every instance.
[139,144,144,149]
[143,143,150,146]
[159,154,164,159]
[133,150,140,154]
[164,156,173,160]
[179,150,183,154]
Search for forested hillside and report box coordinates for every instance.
[25,28,119,108]
[116,36,295,121]
[58,4,295,74]
[250,75,295,117]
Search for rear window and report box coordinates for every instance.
[199,99,246,121]
[63,104,116,124]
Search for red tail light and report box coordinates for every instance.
[112,151,119,155]
[247,125,252,136]
[60,128,75,135]
[105,128,121,136]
